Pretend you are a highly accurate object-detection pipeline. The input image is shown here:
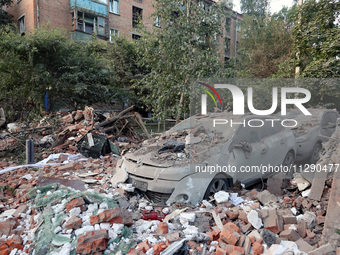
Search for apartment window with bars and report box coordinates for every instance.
[132,6,142,28]
[109,0,119,14]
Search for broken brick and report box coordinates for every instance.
[65,197,85,212]
[279,229,300,241]
[65,215,83,229]
[157,222,169,234]
[90,208,133,226]
[252,242,264,255]
[220,228,239,245]
[76,229,108,254]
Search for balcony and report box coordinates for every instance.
[70,0,108,17]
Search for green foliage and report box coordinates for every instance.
[105,38,144,106]
[135,0,231,121]
[292,0,340,78]
[0,0,14,29]
[238,5,296,78]
[240,0,269,17]
[0,27,117,119]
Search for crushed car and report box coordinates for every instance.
[113,112,297,205]
[279,108,339,163]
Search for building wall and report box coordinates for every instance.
[39,0,70,31]
[7,0,36,33]
[108,0,156,40]
[6,0,241,62]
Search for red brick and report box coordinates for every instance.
[233,246,245,254]
[76,230,108,254]
[220,228,239,245]
[65,197,85,212]
[216,247,227,255]
[279,229,300,241]
[153,242,167,255]
[225,222,241,234]
[136,240,151,253]
[226,210,239,220]
[252,242,264,255]
[0,219,17,236]
[157,222,169,234]
[65,215,83,229]
[263,209,279,234]
[90,208,133,226]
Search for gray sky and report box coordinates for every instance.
[233,0,295,14]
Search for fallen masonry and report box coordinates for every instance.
[0,113,339,254]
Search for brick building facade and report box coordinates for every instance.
[7,0,241,59]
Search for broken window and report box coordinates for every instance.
[109,29,119,42]
[18,15,25,35]
[226,18,231,34]
[225,38,231,56]
[154,16,161,27]
[132,6,142,28]
[132,34,141,40]
[72,11,107,37]
[109,0,119,14]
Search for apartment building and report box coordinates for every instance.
[7,0,241,59]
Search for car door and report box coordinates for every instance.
[229,122,267,185]
[259,118,289,178]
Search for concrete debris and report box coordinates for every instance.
[0,110,339,255]
[214,191,230,203]
[247,210,263,230]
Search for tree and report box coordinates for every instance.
[105,38,145,107]
[240,0,269,18]
[136,0,231,122]
[0,27,117,119]
[293,0,340,78]
[0,0,14,29]
[292,0,340,109]
[238,3,296,78]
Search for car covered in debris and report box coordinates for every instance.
[280,109,339,164]
[114,112,297,205]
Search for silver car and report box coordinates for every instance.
[114,113,296,205]
[281,109,339,164]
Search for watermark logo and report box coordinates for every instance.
[200,84,311,116]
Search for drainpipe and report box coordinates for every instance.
[37,0,40,29]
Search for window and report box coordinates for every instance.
[110,29,119,42]
[154,16,161,27]
[226,18,231,34]
[132,34,141,40]
[132,6,142,28]
[18,16,25,35]
[72,11,107,37]
[225,38,231,56]
[109,0,119,14]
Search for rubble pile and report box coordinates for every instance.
[0,156,336,255]
[0,106,145,164]
[0,112,338,255]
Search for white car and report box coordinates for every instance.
[280,109,339,164]
[114,113,297,205]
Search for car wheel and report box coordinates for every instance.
[282,151,294,167]
[203,174,232,200]
[310,143,322,164]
